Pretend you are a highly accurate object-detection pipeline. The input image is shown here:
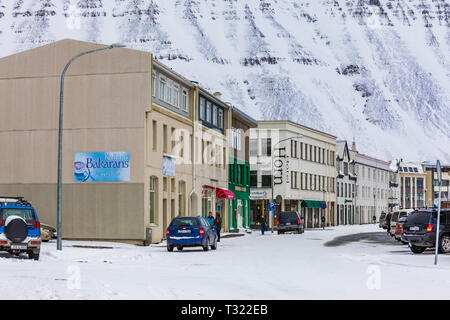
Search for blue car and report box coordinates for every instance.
[166,216,218,252]
[0,197,41,260]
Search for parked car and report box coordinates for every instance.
[40,223,57,242]
[166,216,218,252]
[277,211,304,234]
[403,209,450,254]
[379,212,387,229]
[389,209,415,237]
[394,216,408,243]
[0,197,41,260]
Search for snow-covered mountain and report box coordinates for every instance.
[1,0,449,162]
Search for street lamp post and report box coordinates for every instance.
[56,44,125,251]
[271,135,303,233]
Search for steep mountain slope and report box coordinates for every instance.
[0,0,449,162]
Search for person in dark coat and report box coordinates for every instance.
[214,212,222,242]
[260,213,266,235]
[385,211,392,234]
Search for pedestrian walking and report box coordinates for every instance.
[386,211,392,234]
[214,212,222,242]
[260,214,266,235]
[206,211,215,227]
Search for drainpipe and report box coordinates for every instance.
[189,85,199,216]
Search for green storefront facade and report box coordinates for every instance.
[228,157,251,230]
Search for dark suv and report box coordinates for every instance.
[277,211,304,234]
[402,209,450,254]
[0,197,41,260]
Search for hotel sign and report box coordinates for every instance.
[273,147,290,186]
[74,152,130,182]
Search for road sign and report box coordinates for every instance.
[321,203,327,209]
[275,195,282,205]
[269,202,276,211]
[437,160,442,183]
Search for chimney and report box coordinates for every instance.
[351,139,356,152]
[213,92,222,100]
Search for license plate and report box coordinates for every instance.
[410,226,419,231]
[286,222,291,225]
[178,230,191,234]
[11,245,27,250]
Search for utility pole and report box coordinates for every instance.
[57,43,125,251]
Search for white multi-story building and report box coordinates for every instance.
[336,141,357,225]
[249,120,337,229]
[350,142,391,224]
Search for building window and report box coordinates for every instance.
[291,140,298,158]
[172,83,179,107]
[159,76,166,101]
[261,138,272,156]
[206,101,212,122]
[232,128,242,151]
[200,97,206,120]
[300,143,304,159]
[250,138,258,155]
[291,171,298,189]
[152,72,156,97]
[182,88,189,112]
[165,79,172,103]
[218,108,224,129]
[150,176,158,224]
[250,170,257,187]
[344,162,348,176]
[212,105,218,126]
[261,171,272,187]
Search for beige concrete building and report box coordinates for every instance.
[397,161,426,210]
[0,39,233,244]
[249,120,337,228]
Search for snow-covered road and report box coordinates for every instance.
[1,224,450,300]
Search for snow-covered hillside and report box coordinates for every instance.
[0,0,449,162]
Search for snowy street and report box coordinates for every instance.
[1,224,450,300]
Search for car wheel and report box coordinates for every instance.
[203,238,210,251]
[28,252,40,260]
[277,230,281,235]
[177,246,183,251]
[211,237,217,250]
[410,245,426,254]
[167,245,174,252]
[298,227,302,234]
[438,235,450,254]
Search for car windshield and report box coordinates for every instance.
[279,212,298,219]
[171,217,199,227]
[0,208,35,223]
[392,212,399,221]
[406,211,431,225]
[398,217,407,223]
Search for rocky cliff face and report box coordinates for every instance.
[1,0,449,162]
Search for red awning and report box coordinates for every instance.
[202,185,235,199]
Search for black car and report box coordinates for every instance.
[277,211,304,234]
[402,209,450,254]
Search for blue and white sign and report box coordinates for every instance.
[269,202,276,211]
[74,152,130,182]
[162,156,176,176]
